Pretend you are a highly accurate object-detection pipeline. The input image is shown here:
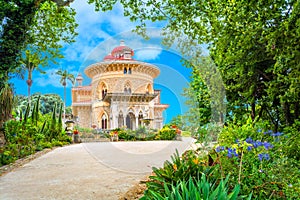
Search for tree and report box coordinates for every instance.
[183,69,211,129]
[0,0,77,88]
[91,0,300,129]
[16,93,64,114]
[0,84,15,145]
[20,50,46,104]
[169,115,184,130]
[0,0,77,127]
[56,69,75,122]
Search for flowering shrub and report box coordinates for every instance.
[143,150,214,198]
[155,126,177,140]
[212,122,300,199]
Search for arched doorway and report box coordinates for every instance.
[126,112,135,130]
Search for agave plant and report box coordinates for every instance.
[142,174,252,200]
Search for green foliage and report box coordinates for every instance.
[0,0,37,85]
[109,127,156,141]
[155,126,177,140]
[183,68,211,128]
[92,0,300,132]
[144,150,212,196]
[0,97,70,166]
[142,175,246,200]
[213,120,300,199]
[16,93,63,114]
[117,129,136,141]
[1,0,77,86]
[0,84,15,129]
[169,115,184,130]
[282,120,300,160]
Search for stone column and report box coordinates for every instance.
[135,115,139,130]
[123,116,126,128]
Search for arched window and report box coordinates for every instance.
[98,82,107,100]
[138,111,143,126]
[102,87,107,99]
[124,68,127,74]
[146,84,152,94]
[124,83,131,94]
[118,112,124,127]
[101,114,107,130]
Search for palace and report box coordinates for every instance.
[71,40,168,130]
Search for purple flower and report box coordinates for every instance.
[256,141,263,147]
[257,129,262,133]
[227,148,238,158]
[264,130,273,135]
[258,153,270,161]
[253,142,258,148]
[263,142,273,150]
[246,137,253,144]
[216,146,225,152]
[247,146,253,151]
[258,153,264,161]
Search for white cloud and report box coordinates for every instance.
[134,47,162,61]
[63,1,138,63]
[34,68,77,88]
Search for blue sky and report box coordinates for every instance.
[11,1,192,123]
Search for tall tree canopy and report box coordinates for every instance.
[90,0,300,129]
[0,0,77,87]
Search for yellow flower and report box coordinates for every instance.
[173,164,177,171]
[192,158,199,165]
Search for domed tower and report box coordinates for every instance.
[72,40,168,130]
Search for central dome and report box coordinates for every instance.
[104,40,134,61]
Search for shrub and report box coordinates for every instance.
[141,175,247,200]
[212,121,300,199]
[0,98,71,166]
[156,126,176,140]
[144,150,213,197]
[117,129,135,141]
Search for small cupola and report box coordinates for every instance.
[76,73,83,87]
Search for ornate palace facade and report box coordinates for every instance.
[71,41,168,130]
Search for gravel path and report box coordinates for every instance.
[0,138,195,200]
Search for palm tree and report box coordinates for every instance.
[56,69,75,122]
[20,50,45,105]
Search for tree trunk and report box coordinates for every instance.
[26,79,32,105]
[64,85,66,123]
[251,102,256,121]
[283,102,292,126]
[27,70,33,105]
[294,101,299,121]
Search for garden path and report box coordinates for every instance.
[0,137,195,200]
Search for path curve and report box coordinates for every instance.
[0,137,195,200]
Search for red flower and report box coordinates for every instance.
[73,130,79,134]
[171,125,177,129]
